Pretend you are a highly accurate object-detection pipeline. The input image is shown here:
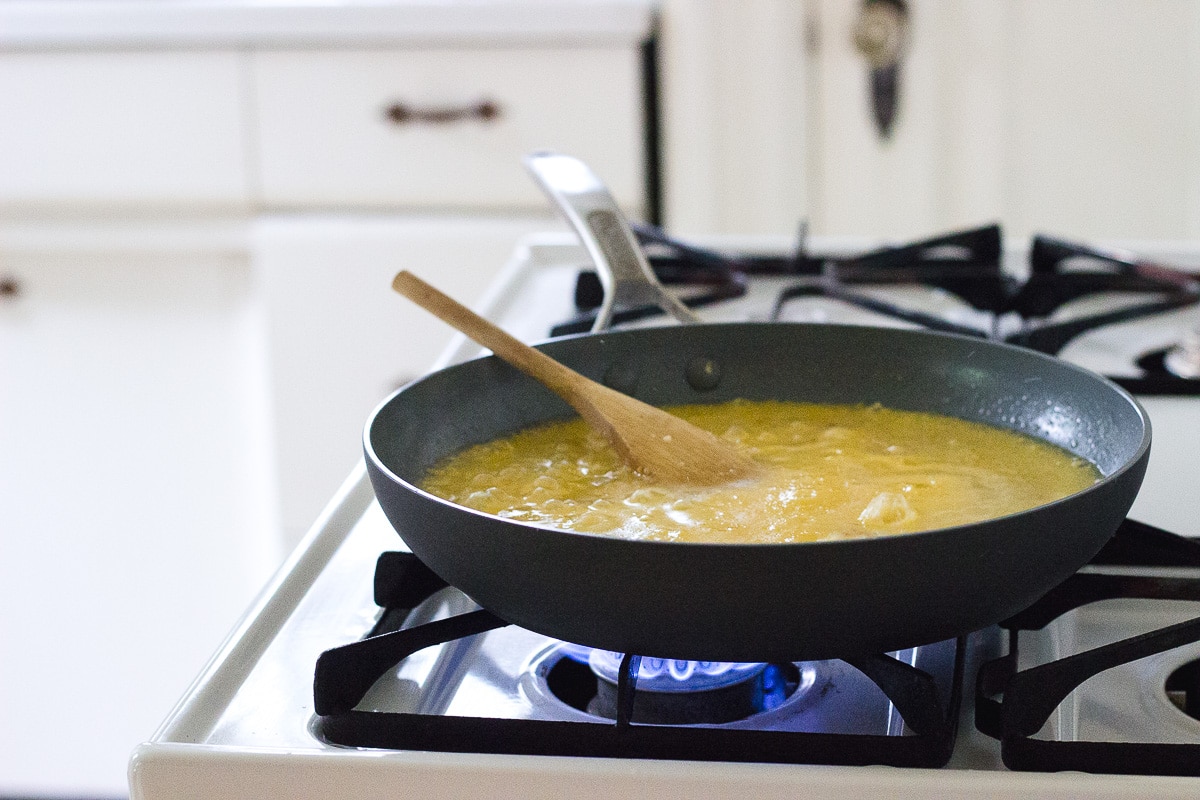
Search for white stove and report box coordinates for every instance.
[130,230,1200,799]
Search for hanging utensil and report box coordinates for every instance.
[853,0,910,139]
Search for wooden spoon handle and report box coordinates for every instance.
[391,270,581,397]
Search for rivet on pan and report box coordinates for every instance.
[686,357,722,391]
[602,363,639,395]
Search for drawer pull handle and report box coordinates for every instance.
[383,99,502,125]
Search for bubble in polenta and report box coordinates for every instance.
[419,400,1101,544]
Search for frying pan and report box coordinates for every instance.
[366,323,1149,663]
[363,157,1150,663]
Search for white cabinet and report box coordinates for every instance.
[252,46,645,210]
[0,4,653,796]
[0,221,280,797]
[806,0,1200,240]
[658,0,808,237]
[0,51,250,211]
[0,12,652,547]
[660,0,1200,241]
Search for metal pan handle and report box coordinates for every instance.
[523,151,700,332]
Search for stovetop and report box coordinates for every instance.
[129,231,1200,800]
[533,224,1200,390]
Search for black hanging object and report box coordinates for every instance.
[870,61,901,139]
[852,0,910,139]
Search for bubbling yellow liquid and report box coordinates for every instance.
[419,400,1101,544]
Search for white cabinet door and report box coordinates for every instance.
[0,51,250,211]
[254,213,563,544]
[659,0,809,237]
[661,0,1200,241]
[252,46,646,212]
[0,228,279,796]
[807,0,1200,240]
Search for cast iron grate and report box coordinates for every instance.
[552,223,1200,395]
[976,518,1200,774]
[312,550,965,767]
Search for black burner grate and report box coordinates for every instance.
[551,223,1200,394]
[976,519,1200,774]
[312,551,964,768]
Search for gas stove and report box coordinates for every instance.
[130,228,1200,799]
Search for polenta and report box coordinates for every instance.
[420,400,1099,544]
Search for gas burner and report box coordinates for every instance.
[586,652,764,690]
[530,647,811,725]
[307,522,1200,776]
[311,550,966,767]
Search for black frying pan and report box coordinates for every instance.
[364,321,1149,662]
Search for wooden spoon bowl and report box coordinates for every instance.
[392,270,761,486]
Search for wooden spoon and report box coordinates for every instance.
[392,270,761,486]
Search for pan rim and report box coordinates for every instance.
[364,322,1152,550]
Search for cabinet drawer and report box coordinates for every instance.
[0,51,249,210]
[251,47,646,211]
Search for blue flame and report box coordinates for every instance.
[585,649,764,693]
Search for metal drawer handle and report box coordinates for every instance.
[383,99,502,125]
